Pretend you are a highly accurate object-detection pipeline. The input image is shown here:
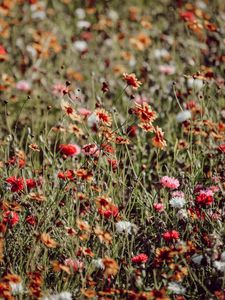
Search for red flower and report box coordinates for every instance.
[26,179,38,190]
[218,144,225,153]
[6,156,26,168]
[3,211,19,226]
[179,11,196,22]
[26,215,37,226]
[6,176,24,192]
[131,253,148,264]
[162,230,180,241]
[59,144,81,157]
[58,170,75,180]
[98,205,119,218]
[127,125,138,137]
[153,203,164,212]
[195,190,214,206]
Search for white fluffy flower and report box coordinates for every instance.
[9,282,23,295]
[213,260,225,272]
[73,41,88,52]
[220,252,225,262]
[170,197,186,209]
[191,254,203,265]
[176,110,191,123]
[176,209,188,220]
[75,8,86,19]
[77,20,91,29]
[168,282,186,294]
[43,291,72,300]
[92,258,105,270]
[187,78,204,90]
[115,221,136,234]
[87,113,99,127]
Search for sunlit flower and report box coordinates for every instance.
[160,176,180,189]
[123,73,142,89]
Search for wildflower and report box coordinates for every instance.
[168,282,186,295]
[6,176,24,192]
[3,211,19,226]
[98,204,119,218]
[172,191,185,198]
[213,261,225,272]
[102,257,119,276]
[131,253,148,264]
[218,144,225,153]
[26,215,37,226]
[152,126,167,149]
[82,143,100,157]
[153,203,164,212]
[179,10,196,22]
[191,254,203,265]
[92,258,105,270]
[123,73,142,89]
[158,64,176,75]
[115,221,136,234]
[187,78,204,90]
[195,189,214,206]
[29,143,40,152]
[40,233,58,248]
[169,197,185,209]
[127,125,137,137]
[73,40,88,52]
[133,102,157,124]
[94,226,112,245]
[58,170,74,180]
[61,100,81,121]
[94,108,112,126]
[9,282,23,295]
[59,144,81,157]
[176,209,188,220]
[160,176,180,189]
[162,230,180,241]
[16,80,31,91]
[64,258,83,272]
[52,83,69,96]
[68,124,83,137]
[26,179,38,190]
[176,110,192,123]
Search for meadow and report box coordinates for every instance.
[0,0,225,299]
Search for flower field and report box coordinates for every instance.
[0,0,225,299]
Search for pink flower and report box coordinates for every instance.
[160,176,180,189]
[82,143,100,157]
[158,65,175,75]
[134,95,150,105]
[78,108,92,117]
[64,258,83,272]
[16,80,31,91]
[171,191,184,198]
[52,83,69,96]
[153,203,164,212]
[131,253,148,264]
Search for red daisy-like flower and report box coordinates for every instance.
[131,253,148,264]
[3,211,19,226]
[59,144,81,157]
[6,176,24,192]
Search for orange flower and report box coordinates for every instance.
[51,261,70,274]
[102,257,119,277]
[94,108,112,126]
[152,126,167,149]
[94,225,112,245]
[68,124,83,136]
[76,169,93,181]
[76,219,91,232]
[139,122,155,132]
[133,102,157,124]
[40,233,58,248]
[123,73,142,89]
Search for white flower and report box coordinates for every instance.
[75,8,86,19]
[87,113,99,127]
[176,110,191,123]
[154,49,169,59]
[92,258,105,270]
[57,292,73,300]
[191,254,203,265]
[115,221,137,234]
[176,209,188,220]
[220,251,225,262]
[73,41,88,52]
[77,20,91,29]
[187,78,204,90]
[168,282,186,294]
[170,197,186,209]
[43,292,73,300]
[9,282,23,295]
[213,260,225,272]
[108,10,119,21]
